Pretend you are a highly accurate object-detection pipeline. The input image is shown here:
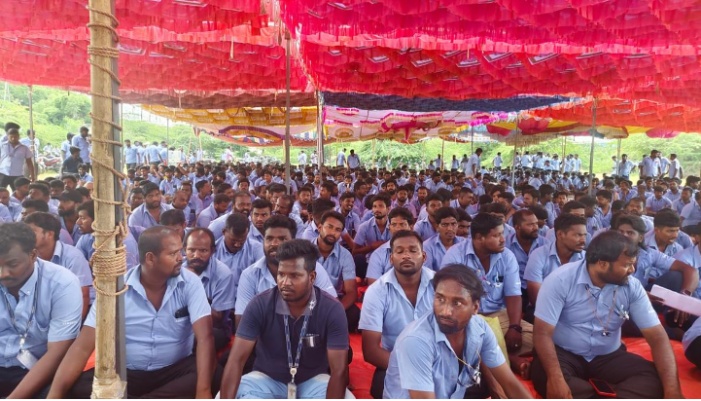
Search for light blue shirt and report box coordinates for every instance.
[423,235,464,272]
[313,238,354,296]
[506,232,546,288]
[75,232,139,272]
[146,145,162,163]
[681,201,701,228]
[0,203,12,222]
[127,202,173,230]
[213,237,263,283]
[413,219,437,241]
[196,203,222,228]
[595,206,612,229]
[207,212,231,241]
[0,142,33,176]
[366,242,392,280]
[673,245,701,299]
[183,257,236,313]
[524,240,586,284]
[159,179,177,197]
[234,257,337,315]
[535,259,660,361]
[0,260,82,368]
[124,145,138,164]
[632,247,676,285]
[673,198,691,215]
[71,135,90,163]
[646,196,672,212]
[84,266,211,371]
[643,230,684,257]
[682,317,701,352]
[384,313,505,399]
[47,240,94,301]
[440,240,521,314]
[355,218,391,247]
[359,267,435,352]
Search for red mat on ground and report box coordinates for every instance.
[348,334,701,399]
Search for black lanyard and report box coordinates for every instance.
[2,265,41,340]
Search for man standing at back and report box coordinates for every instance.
[0,127,35,189]
[70,127,90,172]
[336,148,347,168]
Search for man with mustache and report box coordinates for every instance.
[383,265,531,399]
[48,226,218,399]
[183,228,236,351]
[213,212,262,294]
[207,192,258,242]
[531,231,682,399]
[234,216,337,328]
[506,209,546,314]
[221,239,349,399]
[360,230,436,399]
[525,213,588,306]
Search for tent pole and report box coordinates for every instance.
[28,85,36,178]
[283,30,292,193]
[372,139,376,169]
[441,138,445,170]
[88,0,127,397]
[511,141,517,187]
[616,138,622,176]
[588,99,597,195]
[316,91,324,169]
[470,125,474,155]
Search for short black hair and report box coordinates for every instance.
[141,182,160,196]
[263,215,297,238]
[586,231,639,264]
[184,227,216,250]
[512,209,536,227]
[611,213,647,236]
[554,213,587,233]
[28,183,49,198]
[433,264,484,303]
[389,230,424,251]
[138,226,179,263]
[77,201,95,220]
[159,209,186,226]
[61,175,78,184]
[470,212,503,238]
[387,207,415,226]
[433,207,459,224]
[24,212,61,240]
[21,199,49,213]
[371,193,392,208]
[562,200,586,213]
[251,198,273,212]
[0,222,36,255]
[14,177,31,188]
[596,190,613,202]
[320,210,345,230]
[225,213,250,235]
[311,198,337,221]
[276,239,319,272]
[654,209,681,228]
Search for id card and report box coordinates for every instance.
[17,348,38,369]
[287,381,297,399]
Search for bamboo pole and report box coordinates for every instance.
[283,30,292,192]
[616,138,622,176]
[316,91,324,169]
[588,99,597,195]
[88,0,127,397]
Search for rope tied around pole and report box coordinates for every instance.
[87,4,129,297]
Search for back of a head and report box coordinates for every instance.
[276,239,320,273]
[0,222,36,256]
[311,198,336,220]
[24,212,61,240]
[21,199,49,213]
[586,230,639,264]
[579,195,597,208]
[470,212,503,238]
[433,206,459,224]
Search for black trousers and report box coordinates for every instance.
[69,354,221,399]
[685,335,701,369]
[0,366,50,398]
[0,174,22,190]
[346,303,361,333]
[354,255,368,279]
[370,367,385,399]
[531,344,663,399]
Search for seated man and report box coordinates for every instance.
[220,239,349,399]
[214,212,263,280]
[183,228,236,351]
[47,226,218,399]
[683,317,701,369]
[0,223,82,398]
[531,231,683,399]
[383,265,532,399]
[360,230,436,399]
[423,207,465,272]
[644,209,692,257]
[365,207,414,285]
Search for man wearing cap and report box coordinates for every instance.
[0,127,35,189]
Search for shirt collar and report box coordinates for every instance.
[126,264,185,296]
[431,313,485,360]
[51,240,64,262]
[573,259,595,287]
[275,286,317,316]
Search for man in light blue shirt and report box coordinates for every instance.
[196,193,229,228]
[360,230,436,398]
[128,182,173,230]
[234,215,337,327]
[413,193,442,241]
[525,214,587,305]
[384,265,531,399]
[313,211,358,332]
[0,223,82,398]
[48,226,218,399]
[645,186,673,215]
[423,207,465,272]
[0,128,36,186]
[681,192,701,228]
[336,148,346,167]
[213,212,263,281]
[123,139,138,169]
[354,194,392,278]
[644,210,689,256]
[183,228,236,351]
[682,317,701,368]
[506,209,546,290]
[146,141,163,166]
[70,126,90,171]
[531,231,681,399]
[365,207,414,284]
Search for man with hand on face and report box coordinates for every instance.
[47,226,218,399]
[531,231,682,399]
[183,228,236,351]
[313,211,358,333]
[360,230,436,399]
[383,265,532,399]
[525,214,587,306]
[0,223,82,398]
[234,216,337,328]
[220,240,349,399]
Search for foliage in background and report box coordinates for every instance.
[1,82,700,177]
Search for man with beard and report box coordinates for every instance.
[354,194,393,268]
[505,209,545,316]
[196,193,230,229]
[441,213,530,377]
[352,180,370,217]
[128,182,172,230]
[383,265,531,399]
[208,191,254,241]
[525,214,587,306]
[313,211,358,332]
[449,187,476,216]
[410,186,429,217]
[274,194,307,238]
[531,231,681,399]
[0,223,82,398]
[366,208,415,285]
[57,189,83,244]
[391,185,417,218]
[27,183,57,215]
[24,212,93,319]
[214,213,263,285]
[413,193,443,241]
[423,207,465,272]
[170,189,194,227]
[48,226,218,399]
[300,198,337,242]
[0,187,14,222]
[455,208,472,239]
[625,197,655,232]
[183,228,236,351]
[75,201,139,270]
[234,216,337,328]
[644,210,692,256]
[48,180,63,211]
[292,186,312,222]
[360,230,436,398]
[337,191,361,237]
[221,239,349,399]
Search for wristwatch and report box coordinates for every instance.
[508,324,523,333]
